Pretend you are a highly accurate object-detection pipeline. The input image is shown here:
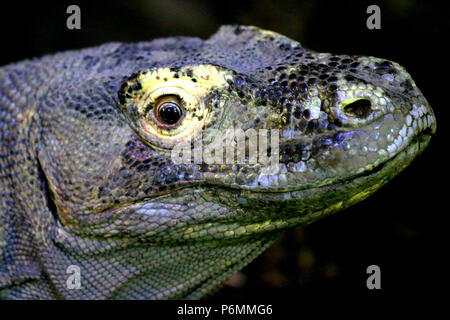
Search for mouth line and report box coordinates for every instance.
[96,129,433,214]
[236,129,434,196]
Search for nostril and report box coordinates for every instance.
[343,99,372,119]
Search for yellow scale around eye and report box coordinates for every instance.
[137,64,233,114]
[135,65,234,148]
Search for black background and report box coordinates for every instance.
[0,0,447,304]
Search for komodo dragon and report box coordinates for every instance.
[0,25,435,299]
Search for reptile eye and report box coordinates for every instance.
[343,99,372,119]
[154,95,184,126]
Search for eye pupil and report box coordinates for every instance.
[159,102,182,124]
[154,95,183,126]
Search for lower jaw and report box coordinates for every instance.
[238,132,433,202]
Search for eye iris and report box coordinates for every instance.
[156,97,183,125]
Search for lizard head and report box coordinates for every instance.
[39,26,435,243]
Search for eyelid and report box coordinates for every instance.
[139,87,197,115]
[155,94,182,107]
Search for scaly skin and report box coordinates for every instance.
[0,25,435,299]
